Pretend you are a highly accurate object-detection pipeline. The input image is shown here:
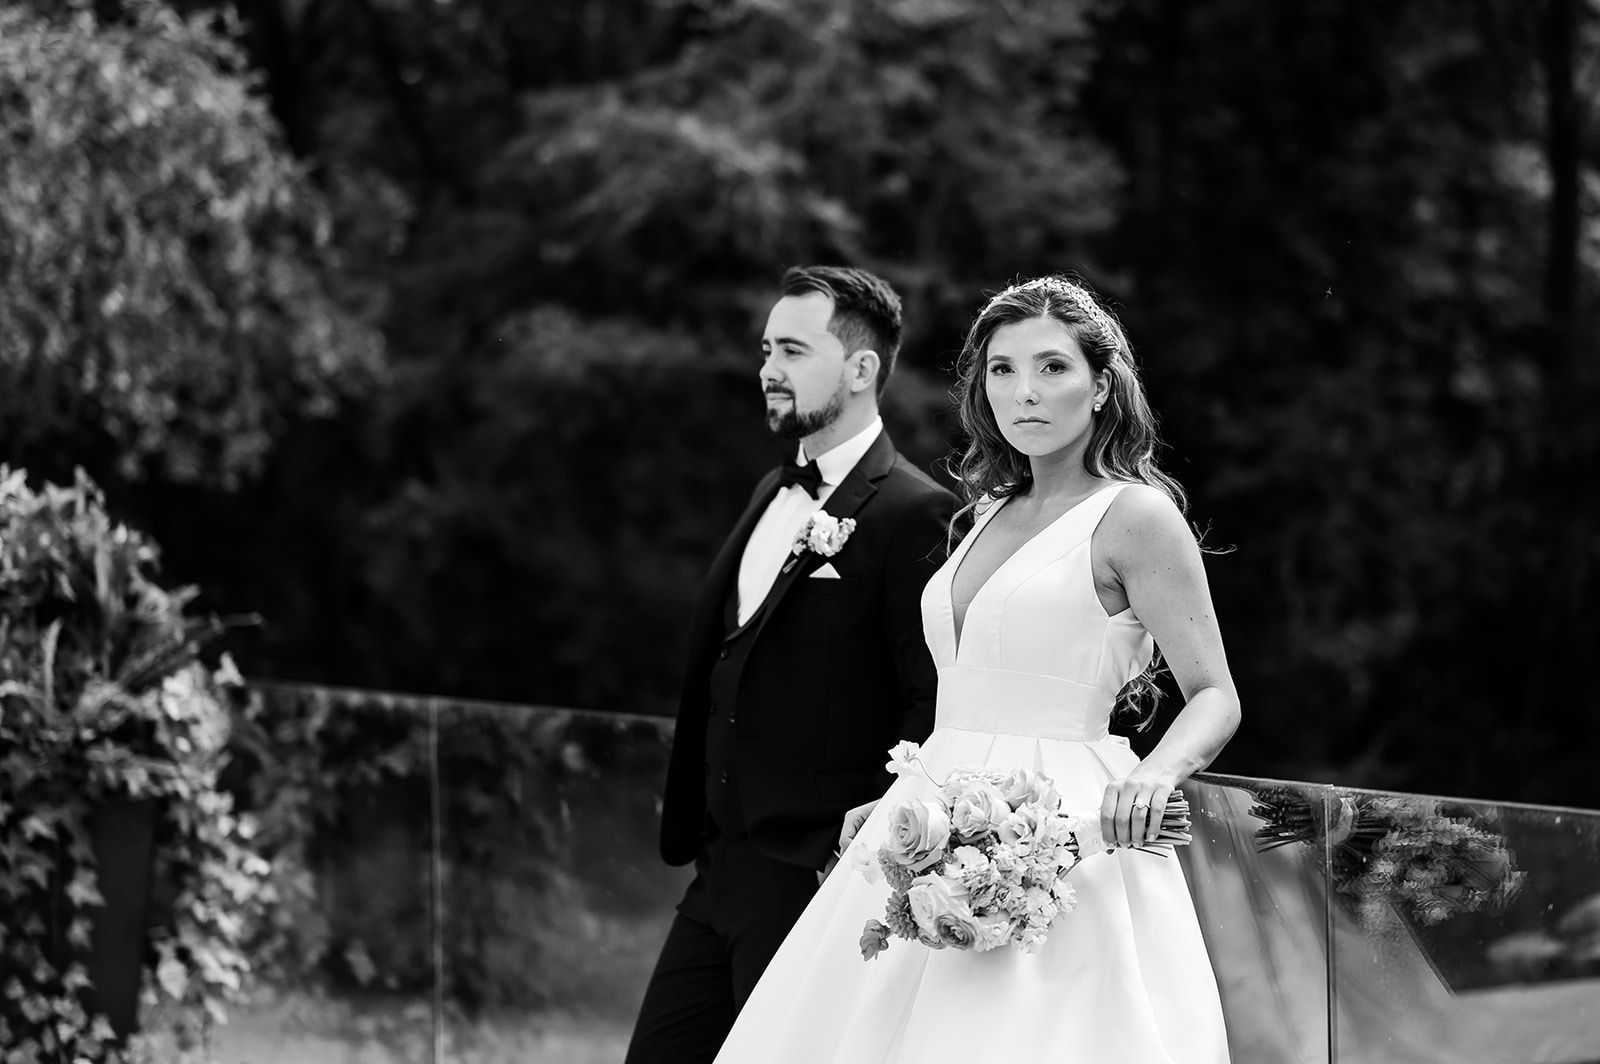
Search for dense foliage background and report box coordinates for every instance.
[2,0,1595,806]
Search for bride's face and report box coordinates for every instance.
[983,315,1108,459]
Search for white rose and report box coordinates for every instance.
[906,873,972,938]
[998,806,1046,853]
[883,799,952,874]
[798,514,857,556]
[949,782,1011,841]
[1000,769,1061,811]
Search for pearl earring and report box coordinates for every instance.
[1093,402,1103,412]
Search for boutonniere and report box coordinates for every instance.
[783,513,857,573]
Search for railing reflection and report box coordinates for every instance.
[152,683,1600,1064]
[1185,775,1600,1063]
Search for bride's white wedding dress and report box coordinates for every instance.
[713,483,1229,1063]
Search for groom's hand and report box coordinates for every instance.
[839,799,878,851]
[819,798,881,882]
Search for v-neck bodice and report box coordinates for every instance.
[920,482,1154,742]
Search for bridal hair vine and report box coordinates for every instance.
[987,277,1126,352]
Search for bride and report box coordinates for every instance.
[711,275,1241,1062]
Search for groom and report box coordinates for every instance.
[625,266,955,1063]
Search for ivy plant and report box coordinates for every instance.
[0,466,272,1062]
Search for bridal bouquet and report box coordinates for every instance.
[854,742,1191,960]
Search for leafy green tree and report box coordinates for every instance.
[247,0,1127,709]
[490,0,1121,339]
[0,0,382,489]
[13,0,1594,804]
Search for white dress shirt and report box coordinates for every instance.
[734,416,883,627]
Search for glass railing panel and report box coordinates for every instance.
[431,700,688,1064]
[131,684,1600,1064]
[1311,786,1600,1064]
[150,683,442,1063]
[1187,773,1336,1063]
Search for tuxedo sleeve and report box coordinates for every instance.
[882,485,956,744]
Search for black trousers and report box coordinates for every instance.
[624,832,820,1064]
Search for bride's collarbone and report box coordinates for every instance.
[953,500,1064,596]
[953,483,1121,603]
[966,511,1045,560]
[991,482,1111,537]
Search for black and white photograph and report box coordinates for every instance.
[1,1,1598,1062]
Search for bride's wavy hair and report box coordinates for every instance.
[947,274,1187,729]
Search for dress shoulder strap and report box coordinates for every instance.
[1054,482,1131,552]
[1080,481,1129,526]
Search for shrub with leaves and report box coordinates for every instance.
[0,466,272,1061]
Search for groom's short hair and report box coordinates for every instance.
[781,265,903,396]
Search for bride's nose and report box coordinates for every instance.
[1016,378,1040,405]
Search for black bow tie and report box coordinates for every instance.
[778,457,823,498]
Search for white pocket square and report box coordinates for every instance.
[809,563,842,579]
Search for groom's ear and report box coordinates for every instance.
[848,349,881,394]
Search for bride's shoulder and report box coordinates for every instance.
[1106,480,1178,512]
[1098,482,1194,554]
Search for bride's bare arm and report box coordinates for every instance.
[1095,484,1241,848]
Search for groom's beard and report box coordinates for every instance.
[766,384,846,440]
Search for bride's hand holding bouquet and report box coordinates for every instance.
[850,742,1192,960]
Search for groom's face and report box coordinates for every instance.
[759,292,851,440]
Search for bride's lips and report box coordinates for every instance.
[1012,417,1049,425]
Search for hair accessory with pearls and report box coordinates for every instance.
[986,276,1124,352]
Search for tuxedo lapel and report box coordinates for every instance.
[739,430,896,645]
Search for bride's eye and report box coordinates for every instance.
[988,362,1012,376]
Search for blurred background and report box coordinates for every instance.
[3,0,1597,804]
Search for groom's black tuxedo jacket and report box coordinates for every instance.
[661,429,956,872]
